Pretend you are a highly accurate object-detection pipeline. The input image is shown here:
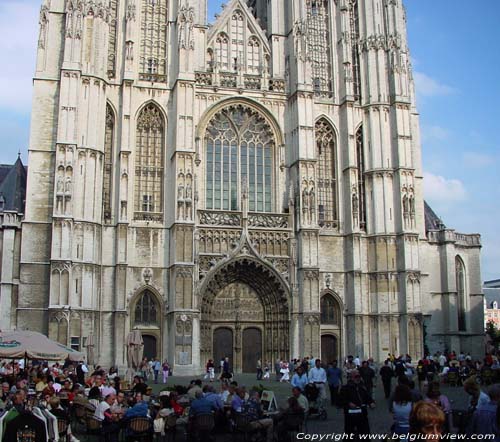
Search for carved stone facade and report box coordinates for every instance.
[12,0,484,374]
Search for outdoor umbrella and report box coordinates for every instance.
[86,333,96,366]
[0,330,85,362]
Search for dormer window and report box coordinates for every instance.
[0,194,5,212]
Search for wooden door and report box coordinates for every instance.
[321,334,337,364]
[143,335,157,360]
[213,328,233,372]
[242,328,262,373]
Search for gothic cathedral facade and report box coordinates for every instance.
[10,0,484,374]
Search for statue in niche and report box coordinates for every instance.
[177,182,185,220]
[57,176,65,194]
[402,194,409,215]
[185,183,192,220]
[352,192,359,225]
[308,185,316,220]
[65,176,72,194]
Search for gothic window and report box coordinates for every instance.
[103,104,114,220]
[107,0,118,77]
[231,11,244,69]
[315,119,337,227]
[216,33,230,71]
[140,0,167,81]
[349,0,362,100]
[356,125,366,230]
[456,257,467,331]
[134,103,165,221]
[247,38,260,74]
[134,290,159,325]
[306,0,332,97]
[321,294,339,325]
[205,105,274,212]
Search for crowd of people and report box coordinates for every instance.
[0,350,498,441]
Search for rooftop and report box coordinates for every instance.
[0,155,27,214]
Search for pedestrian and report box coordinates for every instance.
[256,359,263,380]
[291,366,308,391]
[339,370,375,437]
[162,360,170,383]
[326,360,343,407]
[263,362,270,380]
[275,359,281,381]
[380,359,395,399]
[219,357,225,379]
[468,384,500,439]
[409,401,445,437]
[425,381,452,433]
[279,361,290,382]
[359,361,376,396]
[204,359,215,381]
[153,358,161,384]
[309,359,327,403]
[390,385,413,436]
[416,359,427,390]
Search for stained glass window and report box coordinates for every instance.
[321,294,339,325]
[134,290,158,325]
[316,119,337,226]
[205,105,274,212]
[134,103,164,221]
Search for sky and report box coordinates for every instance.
[0,0,498,280]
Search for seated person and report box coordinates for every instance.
[203,385,224,411]
[189,390,218,417]
[276,397,305,440]
[291,387,309,414]
[231,387,246,413]
[188,380,203,401]
[242,390,274,442]
[131,376,148,395]
[124,399,150,419]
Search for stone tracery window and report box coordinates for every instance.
[216,33,230,71]
[247,38,260,74]
[103,104,114,220]
[349,0,362,100]
[134,290,158,325]
[205,105,274,212]
[456,256,466,331]
[321,293,339,325]
[140,0,167,81]
[107,0,118,78]
[315,119,337,227]
[355,125,366,229]
[134,103,165,221]
[306,0,332,97]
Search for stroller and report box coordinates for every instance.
[304,383,327,420]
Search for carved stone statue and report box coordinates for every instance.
[65,176,72,194]
[57,176,65,194]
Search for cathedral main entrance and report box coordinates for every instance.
[200,258,289,373]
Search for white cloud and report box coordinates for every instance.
[414,71,456,97]
[424,172,467,203]
[0,1,38,113]
[462,151,496,168]
[421,124,450,143]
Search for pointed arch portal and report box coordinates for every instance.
[200,257,290,373]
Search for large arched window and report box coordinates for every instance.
[103,104,114,220]
[134,103,165,221]
[205,105,274,212]
[306,0,332,97]
[321,293,340,325]
[134,290,159,325]
[456,257,467,331]
[315,119,337,227]
[355,125,366,230]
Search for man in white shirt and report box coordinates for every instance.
[94,393,115,421]
[353,356,361,368]
[308,359,327,401]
